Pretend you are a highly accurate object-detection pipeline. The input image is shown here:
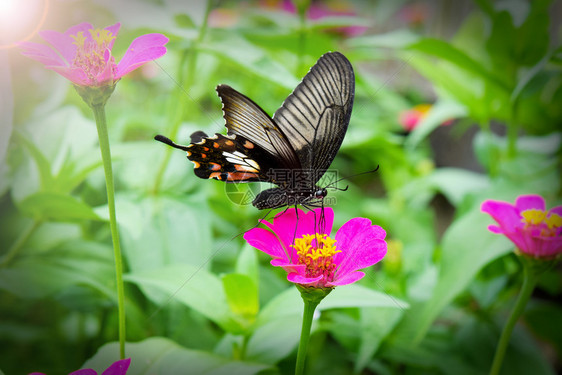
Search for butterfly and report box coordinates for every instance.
[155,51,355,210]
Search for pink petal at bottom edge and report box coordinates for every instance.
[101,358,131,375]
[69,370,96,375]
[48,65,90,86]
[327,271,365,286]
[287,272,323,285]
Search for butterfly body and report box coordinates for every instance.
[155,51,355,210]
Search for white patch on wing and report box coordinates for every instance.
[222,151,260,173]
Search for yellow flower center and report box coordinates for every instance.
[70,28,117,84]
[292,233,341,280]
[521,209,562,237]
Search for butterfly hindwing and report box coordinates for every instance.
[186,133,274,182]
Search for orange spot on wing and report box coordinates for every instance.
[203,147,209,151]
[192,161,200,168]
[209,163,221,171]
[226,172,258,181]
[209,172,222,180]
[225,140,234,146]
[234,164,258,173]
[201,153,207,158]
[243,140,254,149]
[213,142,219,148]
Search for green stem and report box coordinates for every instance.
[489,259,538,375]
[0,220,41,267]
[295,297,320,375]
[91,103,126,359]
[151,0,213,194]
[296,0,309,74]
[506,120,519,159]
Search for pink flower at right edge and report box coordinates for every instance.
[244,207,387,288]
[481,194,562,258]
[29,358,131,375]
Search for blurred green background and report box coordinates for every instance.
[1,0,561,374]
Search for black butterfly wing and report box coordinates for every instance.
[272,51,355,181]
[185,132,279,183]
[216,84,300,172]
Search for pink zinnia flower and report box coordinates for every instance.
[277,0,367,37]
[30,358,130,375]
[482,195,562,258]
[19,23,168,87]
[244,207,387,287]
[398,103,453,131]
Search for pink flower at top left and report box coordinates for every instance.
[19,22,168,87]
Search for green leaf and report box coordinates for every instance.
[426,168,490,206]
[12,129,54,192]
[393,208,511,344]
[115,195,212,272]
[0,240,114,299]
[235,244,259,285]
[349,29,420,49]
[125,264,245,334]
[258,284,408,323]
[245,285,408,364]
[222,273,259,324]
[82,337,271,375]
[406,38,508,91]
[405,99,468,148]
[18,192,102,221]
[355,307,404,373]
[202,31,299,90]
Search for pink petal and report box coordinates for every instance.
[116,34,168,78]
[49,65,90,86]
[481,200,522,231]
[18,41,66,66]
[287,272,323,285]
[95,49,116,85]
[69,370,96,375]
[104,23,121,49]
[333,218,387,279]
[244,227,290,260]
[64,22,94,36]
[515,194,545,212]
[537,236,562,257]
[549,206,562,217]
[327,271,365,286]
[39,28,81,63]
[505,229,531,254]
[101,358,131,375]
[272,260,306,274]
[487,225,502,234]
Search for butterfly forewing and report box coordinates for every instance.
[272,52,354,178]
[216,84,300,171]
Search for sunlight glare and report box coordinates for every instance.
[0,0,48,49]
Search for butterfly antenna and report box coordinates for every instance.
[154,135,190,152]
[325,165,380,189]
